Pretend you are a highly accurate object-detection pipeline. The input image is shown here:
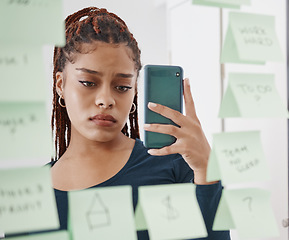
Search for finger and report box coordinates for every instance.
[144,123,180,138]
[183,78,198,119]
[148,102,184,126]
[148,145,177,156]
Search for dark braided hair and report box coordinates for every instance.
[52,7,141,161]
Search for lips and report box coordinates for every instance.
[89,114,117,127]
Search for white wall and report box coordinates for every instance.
[168,0,222,145]
[168,0,288,239]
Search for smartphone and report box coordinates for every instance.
[144,65,183,149]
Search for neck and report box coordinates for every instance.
[61,129,133,162]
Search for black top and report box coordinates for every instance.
[48,138,230,240]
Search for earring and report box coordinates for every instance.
[58,96,66,108]
[130,102,136,114]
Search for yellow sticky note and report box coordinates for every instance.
[5,231,69,240]
[221,12,283,64]
[207,131,270,185]
[0,166,59,234]
[0,102,52,160]
[68,186,137,240]
[0,0,65,46]
[193,0,250,9]
[135,183,207,240]
[0,45,47,102]
[213,188,279,239]
[218,73,289,118]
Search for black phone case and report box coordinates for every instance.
[144,65,183,149]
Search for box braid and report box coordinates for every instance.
[52,7,142,161]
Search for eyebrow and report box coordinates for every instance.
[75,68,134,78]
[75,68,102,75]
[115,73,134,78]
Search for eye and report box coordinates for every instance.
[79,81,96,87]
[115,86,132,93]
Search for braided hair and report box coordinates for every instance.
[52,7,142,161]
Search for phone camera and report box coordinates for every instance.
[175,72,180,77]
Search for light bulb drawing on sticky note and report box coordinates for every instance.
[86,193,110,230]
[161,195,179,221]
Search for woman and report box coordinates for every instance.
[50,6,230,240]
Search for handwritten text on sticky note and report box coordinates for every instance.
[221,12,283,64]
[0,0,65,46]
[213,188,279,239]
[0,166,59,234]
[207,131,270,185]
[218,73,288,118]
[0,45,47,102]
[0,102,52,160]
[136,183,207,240]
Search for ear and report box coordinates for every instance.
[55,72,64,97]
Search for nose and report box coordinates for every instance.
[94,85,115,109]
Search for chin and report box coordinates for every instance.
[86,131,120,143]
[71,124,124,143]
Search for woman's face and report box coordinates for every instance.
[56,42,137,143]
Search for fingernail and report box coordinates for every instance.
[147,149,155,155]
[185,78,190,86]
[144,124,151,129]
[148,102,157,108]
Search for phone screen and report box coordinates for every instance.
[144,65,183,149]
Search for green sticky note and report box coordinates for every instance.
[0,0,65,46]
[208,0,250,4]
[219,73,289,118]
[213,188,280,239]
[135,200,147,231]
[0,45,48,101]
[207,131,270,185]
[5,231,69,240]
[0,102,52,160]
[193,0,250,9]
[68,185,137,240]
[221,12,283,64]
[0,166,59,234]
[135,183,207,240]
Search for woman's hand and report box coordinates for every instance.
[144,78,216,185]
